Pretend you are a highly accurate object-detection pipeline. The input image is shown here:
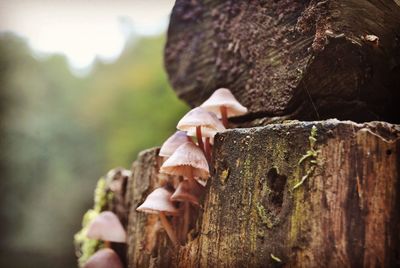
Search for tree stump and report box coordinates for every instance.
[165,0,400,124]
[121,120,399,267]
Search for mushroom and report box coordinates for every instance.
[160,142,209,180]
[171,177,205,207]
[160,142,209,243]
[136,187,179,246]
[171,179,205,242]
[177,107,224,160]
[86,211,126,248]
[159,131,190,159]
[186,132,215,163]
[200,88,248,127]
[83,248,123,268]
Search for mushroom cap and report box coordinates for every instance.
[83,248,123,268]
[136,187,179,215]
[171,178,205,206]
[86,211,126,243]
[177,107,225,138]
[200,88,248,118]
[160,142,209,179]
[159,131,188,158]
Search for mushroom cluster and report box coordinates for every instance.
[136,88,247,246]
[75,170,130,267]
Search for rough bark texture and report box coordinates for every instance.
[165,0,400,124]
[125,148,174,268]
[121,120,399,267]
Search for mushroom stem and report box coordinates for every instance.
[159,212,178,247]
[196,126,205,153]
[220,105,228,128]
[103,240,111,248]
[205,137,211,163]
[182,201,190,243]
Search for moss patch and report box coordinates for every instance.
[256,202,274,229]
[74,177,113,266]
[293,125,320,190]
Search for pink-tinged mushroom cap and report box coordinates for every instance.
[177,107,225,138]
[160,142,209,179]
[159,131,189,158]
[83,248,123,268]
[86,211,126,243]
[200,88,248,118]
[136,187,179,215]
[171,179,205,206]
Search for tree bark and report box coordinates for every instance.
[120,120,400,267]
[124,148,175,268]
[165,0,400,124]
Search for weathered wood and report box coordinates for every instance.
[165,0,400,124]
[121,120,399,267]
[125,148,175,268]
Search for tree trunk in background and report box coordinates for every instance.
[118,121,399,267]
[165,0,400,124]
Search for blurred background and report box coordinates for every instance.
[0,0,188,267]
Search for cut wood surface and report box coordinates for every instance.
[165,0,400,124]
[117,120,399,267]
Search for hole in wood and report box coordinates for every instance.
[267,167,287,211]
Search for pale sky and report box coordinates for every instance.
[0,0,175,70]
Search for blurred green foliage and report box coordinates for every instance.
[0,32,188,267]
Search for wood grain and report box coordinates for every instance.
[120,120,399,267]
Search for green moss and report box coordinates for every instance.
[74,209,100,266]
[220,169,229,184]
[93,177,109,212]
[288,126,321,244]
[293,125,320,190]
[74,177,111,266]
[256,203,274,229]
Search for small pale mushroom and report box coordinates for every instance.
[200,88,248,127]
[160,142,209,243]
[159,130,190,159]
[187,127,217,162]
[177,108,224,160]
[136,187,179,246]
[171,178,205,207]
[160,142,210,180]
[83,248,123,268]
[86,211,126,247]
[171,179,205,243]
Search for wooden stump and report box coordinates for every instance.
[121,120,400,267]
[125,148,175,267]
[165,0,400,124]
